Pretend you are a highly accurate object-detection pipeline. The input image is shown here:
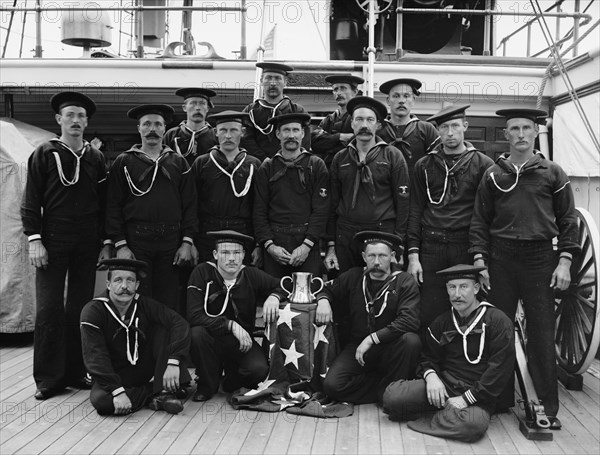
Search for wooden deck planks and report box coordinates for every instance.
[1,344,599,455]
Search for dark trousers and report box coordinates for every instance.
[323,332,421,404]
[263,225,321,279]
[34,218,99,390]
[89,327,191,415]
[335,220,397,274]
[419,228,471,328]
[488,238,559,416]
[382,379,491,442]
[190,326,268,396]
[126,223,180,312]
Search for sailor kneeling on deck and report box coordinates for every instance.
[317,231,422,404]
[382,264,515,443]
[80,259,191,415]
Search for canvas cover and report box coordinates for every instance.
[552,93,600,177]
[0,118,54,332]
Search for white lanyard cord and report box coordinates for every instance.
[248,98,287,135]
[51,143,87,187]
[209,152,254,197]
[424,155,466,205]
[203,281,233,318]
[452,306,487,365]
[490,160,529,193]
[124,153,166,197]
[103,301,139,365]
[362,276,391,318]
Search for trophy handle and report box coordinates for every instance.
[280,275,293,297]
[311,277,324,296]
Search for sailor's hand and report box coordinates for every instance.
[339,133,354,144]
[289,244,310,267]
[267,244,292,265]
[551,258,571,291]
[262,296,280,325]
[162,364,180,393]
[251,246,263,267]
[29,239,48,269]
[355,335,374,367]
[315,299,332,326]
[231,321,252,353]
[446,396,468,410]
[474,259,490,291]
[190,244,200,266]
[407,253,423,284]
[425,372,448,409]
[324,247,339,271]
[173,242,193,266]
[113,393,132,415]
[116,246,136,260]
[97,244,114,264]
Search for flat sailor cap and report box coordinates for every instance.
[50,91,96,117]
[256,62,294,75]
[207,230,255,248]
[127,104,175,122]
[495,108,548,125]
[353,230,403,250]
[346,96,388,122]
[436,264,487,281]
[379,78,422,96]
[175,87,217,108]
[207,110,249,125]
[325,74,365,87]
[267,112,311,127]
[98,259,149,278]
[427,104,470,126]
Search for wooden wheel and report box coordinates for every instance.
[555,207,600,375]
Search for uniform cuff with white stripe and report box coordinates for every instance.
[462,389,477,405]
[28,234,42,242]
[112,387,126,397]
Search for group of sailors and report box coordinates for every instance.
[21,61,579,442]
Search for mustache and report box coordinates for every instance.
[284,138,299,144]
[116,289,134,295]
[145,133,160,138]
[357,128,373,135]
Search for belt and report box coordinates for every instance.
[130,222,180,232]
[422,227,469,241]
[337,217,395,231]
[201,218,249,230]
[271,223,308,234]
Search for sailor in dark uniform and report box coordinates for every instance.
[253,113,330,278]
[21,91,111,400]
[106,104,198,313]
[317,231,421,404]
[407,105,494,328]
[191,111,261,263]
[382,264,515,443]
[378,78,439,181]
[469,108,580,430]
[81,259,191,416]
[325,96,410,274]
[241,62,311,161]
[186,231,287,402]
[311,74,364,168]
[163,87,218,166]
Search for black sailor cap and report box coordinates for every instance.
[50,91,96,118]
[127,104,175,123]
[427,104,471,126]
[346,96,388,122]
[207,230,255,249]
[495,108,548,125]
[98,259,149,279]
[175,87,217,108]
[207,110,249,125]
[436,264,487,282]
[379,78,422,96]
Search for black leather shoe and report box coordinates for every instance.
[68,373,93,390]
[548,416,562,430]
[193,390,213,402]
[149,393,183,415]
[34,388,56,400]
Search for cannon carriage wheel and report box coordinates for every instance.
[555,207,600,375]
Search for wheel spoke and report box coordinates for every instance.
[576,257,594,284]
[575,292,595,310]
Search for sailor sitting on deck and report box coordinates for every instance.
[382,264,515,442]
[80,259,191,416]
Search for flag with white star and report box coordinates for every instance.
[230,302,337,412]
